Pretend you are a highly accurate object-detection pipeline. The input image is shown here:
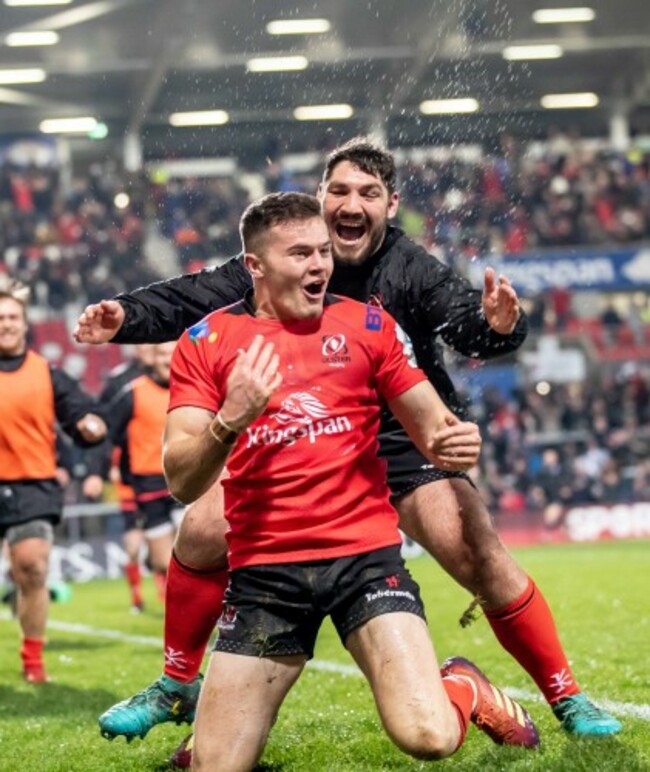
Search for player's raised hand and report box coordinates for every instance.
[429,415,482,471]
[220,335,282,430]
[73,299,125,344]
[482,267,520,335]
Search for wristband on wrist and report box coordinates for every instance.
[208,411,240,446]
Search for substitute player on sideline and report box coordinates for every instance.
[105,342,178,599]
[78,138,620,741]
[0,277,106,682]
[164,192,538,769]
[97,343,155,612]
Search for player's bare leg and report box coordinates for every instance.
[145,525,174,602]
[173,480,229,570]
[396,478,525,607]
[346,612,538,759]
[193,652,305,772]
[10,536,51,682]
[347,612,460,758]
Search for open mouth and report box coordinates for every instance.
[335,222,366,242]
[303,281,326,299]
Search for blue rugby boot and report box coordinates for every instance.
[99,673,202,741]
[552,693,622,736]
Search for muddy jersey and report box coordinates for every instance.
[169,293,427,569]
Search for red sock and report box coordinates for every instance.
[441,675,473,751]
[154,570,166,602]
[21,637,45,668]
[163,552,228,683]
[486,577,580,704]
[124,562,143,606]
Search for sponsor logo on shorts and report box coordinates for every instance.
[218,604,238,632]
[364,588,416,603]
[321,334,351,367]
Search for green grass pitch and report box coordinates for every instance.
[0,540,648,771]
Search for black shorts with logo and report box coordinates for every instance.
[214,545,426,659]
[379,422,469,498]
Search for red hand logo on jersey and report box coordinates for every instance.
[385,575,400,588]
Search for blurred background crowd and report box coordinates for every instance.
[1,132,650,524]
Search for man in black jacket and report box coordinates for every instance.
[77,138,620,743]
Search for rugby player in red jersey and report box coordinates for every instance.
[85,140,620,747]
[161,192,538,769]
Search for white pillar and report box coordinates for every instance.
[56,137,73,195]
[123,132,143,172]
[609,109,630,152]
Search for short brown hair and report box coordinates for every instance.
[240,192,323,254]
[322,137,397,194]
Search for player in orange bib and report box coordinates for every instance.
[0,277,106,683]
[99,344,155,612]
[106,343,178,600]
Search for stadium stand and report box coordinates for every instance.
[2,138,649,518]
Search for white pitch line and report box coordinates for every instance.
[3,613,649,722]
[504,686,650,723]
[46,618,162,647]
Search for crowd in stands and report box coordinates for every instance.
[3,135,650,310]
[469,364,650,516]
[397,139,650,265]
[2,134,650,516]
[0,161,159,310]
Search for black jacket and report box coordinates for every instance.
[114,225,528,418]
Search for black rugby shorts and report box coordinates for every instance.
[135,493,176,533]
[214,545,426,659]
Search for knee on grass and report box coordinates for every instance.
[390,719,459,761]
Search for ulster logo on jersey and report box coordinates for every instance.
[321,334,351,367]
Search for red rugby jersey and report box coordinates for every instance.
[169,293,427,569]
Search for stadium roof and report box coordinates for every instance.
[1,0,650,161]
